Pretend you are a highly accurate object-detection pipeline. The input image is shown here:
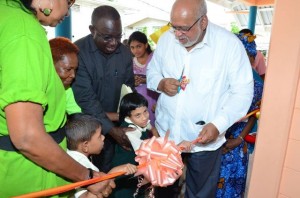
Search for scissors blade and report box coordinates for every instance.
[178,66,185,93]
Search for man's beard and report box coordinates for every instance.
[178,29,204,48]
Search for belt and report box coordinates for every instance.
[0,127,66,152]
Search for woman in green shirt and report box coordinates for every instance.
[0,0,113,197]
[49,37,82,115]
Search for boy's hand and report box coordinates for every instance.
[108,163,137,175]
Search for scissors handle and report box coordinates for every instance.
[178,66,185,93]
[177,77,182,93]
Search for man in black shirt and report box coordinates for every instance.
[72,5,134,172]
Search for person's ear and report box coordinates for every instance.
[81,141,89,153]
[201,15,208,30]
[89,25,95,35]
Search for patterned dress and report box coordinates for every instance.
[133,53,159,126]
[216,78,263,198]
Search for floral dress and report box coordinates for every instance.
[216,77,263,198]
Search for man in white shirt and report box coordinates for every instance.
[147,0,253,197]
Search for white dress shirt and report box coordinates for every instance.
[147,21,254,152]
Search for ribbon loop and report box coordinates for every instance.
[135,135,184,187]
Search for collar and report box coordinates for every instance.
[67,149,88,159]
[192,21,211,50]
[124,117,151,131]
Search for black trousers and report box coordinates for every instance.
[185,148,222,198]
[155,179,181,198]
[155,148,222,198]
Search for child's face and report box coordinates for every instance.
[129,106,149,128]
[88,127,105,155]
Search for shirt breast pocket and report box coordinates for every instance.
[112,70,126,84]
[193,70,219,95]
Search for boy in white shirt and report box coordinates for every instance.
[66,113,137,198]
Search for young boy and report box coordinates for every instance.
[66,113,137,198]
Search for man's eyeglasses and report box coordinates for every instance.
[93,28,123,43]
[168,15,204,33]
[67,0,75,8]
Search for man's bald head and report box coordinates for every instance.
[171,0,207,22]
[91,5,120,25]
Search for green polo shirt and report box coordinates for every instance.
[66,87,82,115]
[0,1,68,197]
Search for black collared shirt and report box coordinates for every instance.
[72,34,134,134]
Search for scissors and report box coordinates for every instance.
[177,66,185,93]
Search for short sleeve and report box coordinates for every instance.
[0,36,49,110]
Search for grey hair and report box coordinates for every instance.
[198,0,207,17]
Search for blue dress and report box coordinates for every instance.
[216,72,263,198]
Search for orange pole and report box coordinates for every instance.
[13,172,125,198]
